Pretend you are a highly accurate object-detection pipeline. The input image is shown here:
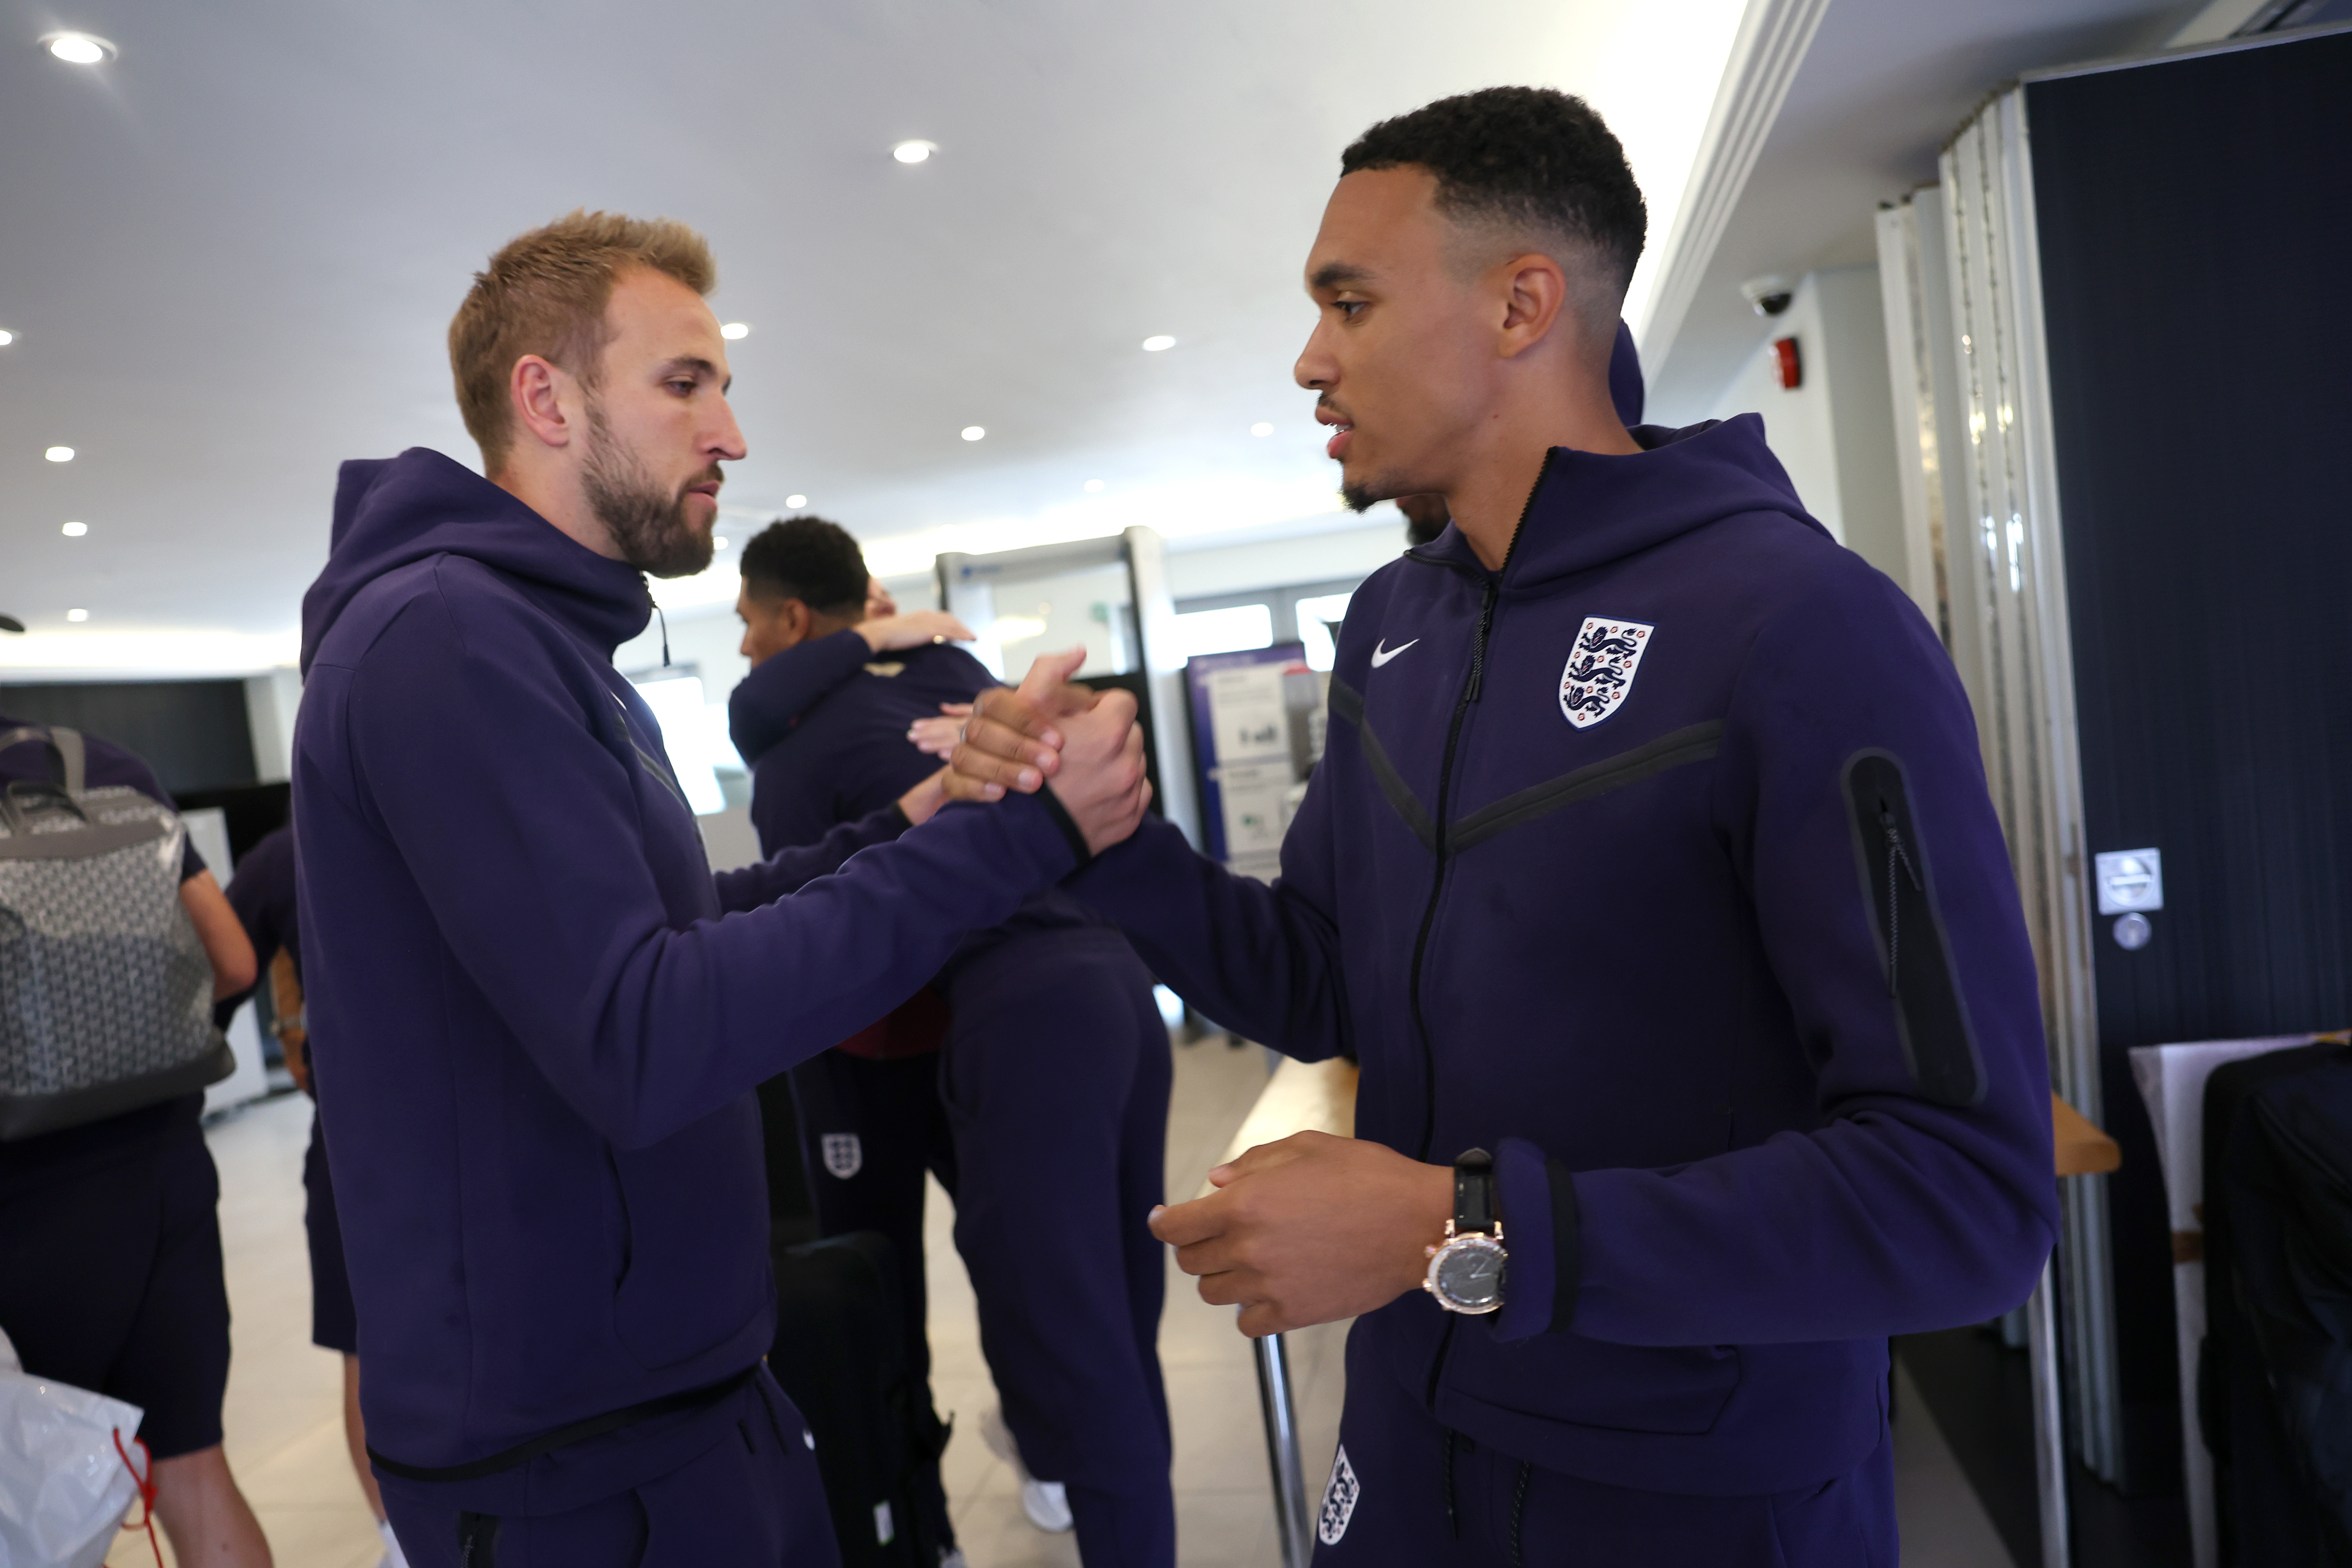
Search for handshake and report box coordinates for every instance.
[930,647,1154,856]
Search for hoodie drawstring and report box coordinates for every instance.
[1509,1460,1532,1566]
[653,599,671,667]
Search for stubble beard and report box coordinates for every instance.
[582,400,717,580]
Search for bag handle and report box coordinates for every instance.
[0,725,85,793]
[0,726,91,834]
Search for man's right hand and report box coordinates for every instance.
[948,648,1150,854]
[859,609,976,653]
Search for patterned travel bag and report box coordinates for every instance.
[0,726,233,1140]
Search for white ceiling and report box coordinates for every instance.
[0,0,1748,675]
[1640,0,2201,423]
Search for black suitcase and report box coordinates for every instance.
[2202,1040,2352,1566]
[767,1232,952,1568]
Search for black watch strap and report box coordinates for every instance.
[1453,1147,1497,1235]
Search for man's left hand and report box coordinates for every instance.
[1149,1131,1453,1337]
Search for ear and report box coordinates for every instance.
[781,600,814,644]
[1494,253,1571,362]
[510,354,580,453]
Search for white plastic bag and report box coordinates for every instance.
[0,1326,147,1568]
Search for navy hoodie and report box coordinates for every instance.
[1071,415,2057,1495]
[292,449,1078,1508]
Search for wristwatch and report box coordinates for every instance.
[1423,1147,1507,1314]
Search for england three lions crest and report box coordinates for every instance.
[1559,616,1655,729]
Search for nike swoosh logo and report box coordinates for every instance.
[1370,638,1419,668]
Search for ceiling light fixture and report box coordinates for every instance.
[786,494,807,509]
[0,330,14,346]
[43,31,116,64]
[892,140,936,164]
[1141,335,1176,352]
[1251,422,1274,437]
[960,426,985,442]
[44,446,73,463]
[719,322,750,340]
[66,608,89,622]
[1084,479,1105,493]
[61,521,87,536]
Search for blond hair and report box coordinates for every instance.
[448,210,716,472]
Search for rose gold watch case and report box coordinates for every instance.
[1420,1220,1507,1315]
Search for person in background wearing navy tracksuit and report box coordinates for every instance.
[731,518,1176,1567]
[292,211,1150,1567]
[726,567,977,1559]
[0,722,269,1568]
[217,825,409,1568]
[945,89,2056,1566]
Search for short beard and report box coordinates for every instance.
[582,401,716,579]
[1340,471,1410,514]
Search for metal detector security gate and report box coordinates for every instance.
[935,527,1200,848]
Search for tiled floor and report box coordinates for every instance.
[119,1034,2009,1565]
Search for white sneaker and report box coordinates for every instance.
[377,1518,413,1568]
[979,1405,1074,1534]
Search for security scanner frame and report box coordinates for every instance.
[935,527,1201,848]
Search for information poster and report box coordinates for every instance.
[1184,644,1322,883]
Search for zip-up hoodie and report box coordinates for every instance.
[1071,415,2057,1495]
[292,449,1079,1510]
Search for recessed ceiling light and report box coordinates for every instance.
[66,608,89,622]
[893,140,936,164]
[786,494,807,509]
[1251,422,1274,437]
[61,521,87,536]
[0,330,14,346]
[719,322,750,341]
[1084,479,1105,493]
[960,426,985,442]
[1141,335,1176,352]
[712,536,729,552]
[44,446,73,463]
[43,32,115,64]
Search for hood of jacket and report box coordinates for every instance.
[301,447,652,674]
[1411,413,1827,597]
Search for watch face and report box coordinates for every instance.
[1432,1237,1506,1312]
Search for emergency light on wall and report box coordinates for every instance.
[1772,337,1802,390]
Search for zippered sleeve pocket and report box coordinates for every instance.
[1842,750,1985,1107]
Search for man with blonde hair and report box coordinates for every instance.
[293,211,1149,1566]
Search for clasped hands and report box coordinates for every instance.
[937,660,1455,1336]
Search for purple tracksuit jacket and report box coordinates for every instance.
[291,449,1081,1513]
[1071,414,2057,1496]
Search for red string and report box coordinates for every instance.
[110,1429,164,1568]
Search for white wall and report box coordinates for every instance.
[1703,266,1908,586]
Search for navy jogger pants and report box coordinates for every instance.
[1310,1326,1896,1567]
[942,928,1176,1568]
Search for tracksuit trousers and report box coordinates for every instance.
[1312,1326,1897,1567]
[377,1368,838,1568]
[940,928,1176,1567]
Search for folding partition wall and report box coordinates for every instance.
[1880,22,2352,1560]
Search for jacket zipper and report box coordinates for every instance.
[1881,806,1921,996]
[1403,452,1551,1166]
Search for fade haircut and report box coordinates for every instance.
[448,210,717,473]
[1342,87,1646,315]
[740,517,870,619]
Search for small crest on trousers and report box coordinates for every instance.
[822,1133,863,1180]
[1318,1444,1361,1545]
[1559,616,1656,729]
